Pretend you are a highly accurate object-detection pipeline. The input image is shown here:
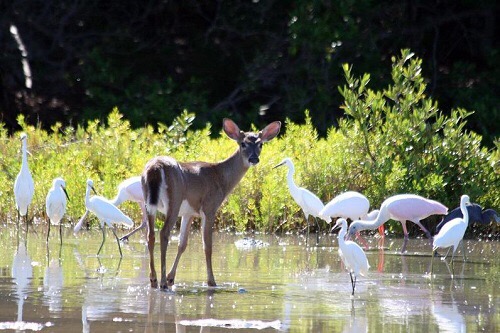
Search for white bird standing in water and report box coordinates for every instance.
[318,191,381,247]
[274,158,324,245]
[75,179,133,257]
[431,194,470,276]
[74,176,148,241]
[14,133,34,229]
[333,218,369,296]
[45,177,70,244]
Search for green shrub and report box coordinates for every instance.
[0,50,497,235]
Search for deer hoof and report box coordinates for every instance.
[208,280,217,287]
[150,278,158,288]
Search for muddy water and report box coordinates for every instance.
[0,224,498,332]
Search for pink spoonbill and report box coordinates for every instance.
[347,194,448,253]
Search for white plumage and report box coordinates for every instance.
[334,218,370,295]
[77,179,133,257]
[45,177,69,243]
[14,133,34,224]
[431,194,470,275]
[274,158,324,244]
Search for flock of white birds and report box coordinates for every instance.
[12,133,473,295]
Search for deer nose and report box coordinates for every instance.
[248,156,260,165]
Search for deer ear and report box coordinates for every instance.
[223,118,244,141]
[259,121,281,142]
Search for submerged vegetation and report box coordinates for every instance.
[0,51,498,236]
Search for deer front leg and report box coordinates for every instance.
[202,213,216,287]
[147,214,158,288]
[167,215,193,287]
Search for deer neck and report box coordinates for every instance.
[215,148,250,194]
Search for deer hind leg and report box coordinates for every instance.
[146,212,158,288]
[167,215,193,287]
[201,213,216,287]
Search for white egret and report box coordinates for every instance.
[431,194,470,276]
[347,194,448,252]
[13,133,34,229]
[333,218,370,295]
[274,158,324,245]
[74,176,149,241]
[79,179,134,257]
[111,176,149,241]
[318,191,381,247]
[45,177,70,244]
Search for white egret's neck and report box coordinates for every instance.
[285,164,299,192]
[460,198,469,224]
[21,140,29,170]
[85,184,91,207]
[337,220,347,246]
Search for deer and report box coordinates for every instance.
[142,118,281,289]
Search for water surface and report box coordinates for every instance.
[0,224,498,332]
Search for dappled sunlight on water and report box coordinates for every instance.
[0,224,497,332]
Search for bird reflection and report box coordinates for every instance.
[12,241,32,323]
[43,245,64,312]
[342,299,368,333]
[431,281,466,333]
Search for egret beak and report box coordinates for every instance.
[90,185,98,195]
[61,186,70,201]
[330,221,341,233]
[273,161,286,169]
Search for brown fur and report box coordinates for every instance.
[142,118,281,289]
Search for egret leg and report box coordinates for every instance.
[59,223,63,246]
[349,272,355,295]
[97,224,106,256]
[461,240,467,261]
[314,217,320,245]
[110,227,123,258]
[120,220,147,242]
[46,220,51,243]
[305,214,310,247]
[430,247,436,276]
[450,247,456,278]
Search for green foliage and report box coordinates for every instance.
[0,51,498,235]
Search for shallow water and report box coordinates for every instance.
[0,224,498,332]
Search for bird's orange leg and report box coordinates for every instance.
[356,232,369,250]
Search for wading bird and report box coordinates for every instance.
[76,179,133,257]
[347,194,448,253]
[111,176,148,241]
[274,158,324,245]
[14,133,34,229]
[318,191,381,247]
[435,203,499,233]
[45,177,70,244]
[431,195,470,276]
[333,218,369,296]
